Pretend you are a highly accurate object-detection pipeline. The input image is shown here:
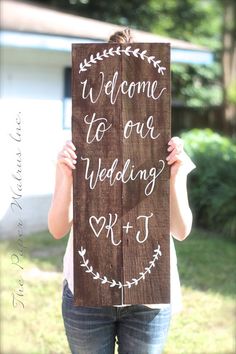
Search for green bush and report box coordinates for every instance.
[181,128,236,240]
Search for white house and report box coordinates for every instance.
[0,0,213,238]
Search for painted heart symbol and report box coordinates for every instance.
[89,216,106,238]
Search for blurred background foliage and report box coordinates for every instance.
[181,129,236,241]
[31,0,235,237]
[33,0,235,132]
[41,0,222,106]
[171,62,222,107]
[38,0,222,49]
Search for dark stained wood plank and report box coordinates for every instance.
[121,43,171,304]
[72,44,123,306]
[72,43,171,306]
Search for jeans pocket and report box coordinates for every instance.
[62,279,74,300]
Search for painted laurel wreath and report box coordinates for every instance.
[78,244,162,289]
[79,46,166,75]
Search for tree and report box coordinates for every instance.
[222,0,236,134]
[35,0,157,30]
[31,0,235,133]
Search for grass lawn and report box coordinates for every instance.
[0,228,235,354]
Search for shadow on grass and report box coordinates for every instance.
[0,229,69,273]
[1,228,235,297]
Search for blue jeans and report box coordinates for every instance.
[61,278,171,354]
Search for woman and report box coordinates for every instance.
[48,28,196,354]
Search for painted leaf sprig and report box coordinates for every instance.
[78,244,161,289]
[79,47,166,75]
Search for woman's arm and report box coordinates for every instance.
[48,140,77,239]
[48,137,194,241]
[167,137,196,241]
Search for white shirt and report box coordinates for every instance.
[63,226,182,314]
[62,146,196,315]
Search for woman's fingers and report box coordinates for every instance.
[62,147,77,160]
[57,140,78,175]
[59,149,77,162]
[168,136,184,148]
[58,155,76,169]
[166,150,178,164]
[59,141,77,160]
[66,140,76,151]
[166,137,184,165]
[167,145,174,152]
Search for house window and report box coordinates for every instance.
[63,67,72,129]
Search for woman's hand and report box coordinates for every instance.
[48,140,76,239]
[167,137,195,240]
[57,140,77,178]
[166,137,195,178]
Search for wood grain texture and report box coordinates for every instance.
[72,43,171,306]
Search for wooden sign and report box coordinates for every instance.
[72,43,171,306]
